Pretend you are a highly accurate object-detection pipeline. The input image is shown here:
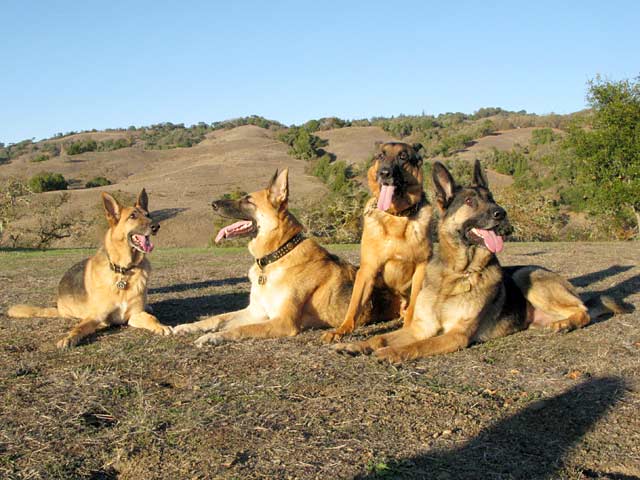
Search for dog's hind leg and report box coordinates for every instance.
[56,318,106,349]
[511,266,590,332]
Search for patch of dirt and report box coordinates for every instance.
[0,242,639,479]
[316,127,397,165]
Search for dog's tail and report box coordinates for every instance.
[586,296,633,319]
[6,304,59,318]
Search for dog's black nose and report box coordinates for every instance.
[211,201,219,211]
[492,207,506,221]
[379,167,392,179]
[151,224,160,234]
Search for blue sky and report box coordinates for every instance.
[1,0,638,144]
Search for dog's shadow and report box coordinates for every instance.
[355,376,629,480]
[570,265,639,324]
[151,291,249,327]
[149,277,246,295]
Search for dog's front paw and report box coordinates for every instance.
[153,324,173,336]
[172,323,200,335]
[56,336,79,349]
[332,342,372,356]
[194,332,226,348]
[321,330,344,344]
[374,346,407,365]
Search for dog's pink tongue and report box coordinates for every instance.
[215,220,253,243]
[475,228,504,253]
[134,234,154,253]
[377,185,395,211]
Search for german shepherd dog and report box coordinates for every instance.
[172,169,375,346]
[336,160,628,363]
[7,189,171,348]
[322,141,434,343]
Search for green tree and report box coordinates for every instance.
[567,75,640,235]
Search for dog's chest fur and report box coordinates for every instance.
[248,264,291,319]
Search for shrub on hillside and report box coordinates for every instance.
[277,127,327,161]
[28,172,68,193]
[66,139,98,155]
[85,177,112,188]
[31,154,50,163]
[221,188,248,200]
[531,128,557,145]
[97,138,134,151]
[486,148,529,177]
[41,143,61,156]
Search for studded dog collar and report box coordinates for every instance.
[256,232,305,270]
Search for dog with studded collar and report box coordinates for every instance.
[172,169,389,346]
[7,189,171,348]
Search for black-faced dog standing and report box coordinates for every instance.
[336,160,629,363]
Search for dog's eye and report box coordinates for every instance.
[398,152,407,161]
[465,197,474,207]
[129,212,137,219]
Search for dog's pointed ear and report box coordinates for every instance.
[432,162,456,210]
[268,168,289,209]
[136,188,149,211]
[101,192,121,226]
[472,159,489,189]
[267,169,279,190]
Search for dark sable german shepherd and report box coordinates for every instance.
[7,189,171,348]
[322,141,434,343]
[336,160,629,363]
[172,169,378,346]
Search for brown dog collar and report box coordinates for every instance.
[256,232,305,270]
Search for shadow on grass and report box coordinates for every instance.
[356,376,627,480]
[151,207,189,223]
[570,265,635,288]
[151,291,249,326]
[149,277,246,295]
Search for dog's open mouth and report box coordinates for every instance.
[215,221,256,243]
[129,233,154,253]
[377,184,395,211]
[466,227,504,253]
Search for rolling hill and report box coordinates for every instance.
[1,122,563,247]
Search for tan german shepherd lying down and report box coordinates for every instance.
[173,169,392,346]
[335,161,630,363]
[7,189,171,348]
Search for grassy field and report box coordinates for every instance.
[1,243,639,479]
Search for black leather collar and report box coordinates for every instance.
[256,232,305,269]
[388,193,427,217]
[105,251,136,275]
[109,260,134,275]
